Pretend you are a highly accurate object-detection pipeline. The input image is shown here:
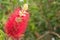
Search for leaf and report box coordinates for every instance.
[0,13,3,20]
[0,30,5,40]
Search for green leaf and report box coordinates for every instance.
[0,30,5,40]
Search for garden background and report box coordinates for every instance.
[0,0,60,40]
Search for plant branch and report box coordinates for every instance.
[36,31,49,40]
[50,31,60,38]
[36,31,60,40]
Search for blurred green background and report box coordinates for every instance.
[0,0,60,40]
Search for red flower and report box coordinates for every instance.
[4,7,30,38]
